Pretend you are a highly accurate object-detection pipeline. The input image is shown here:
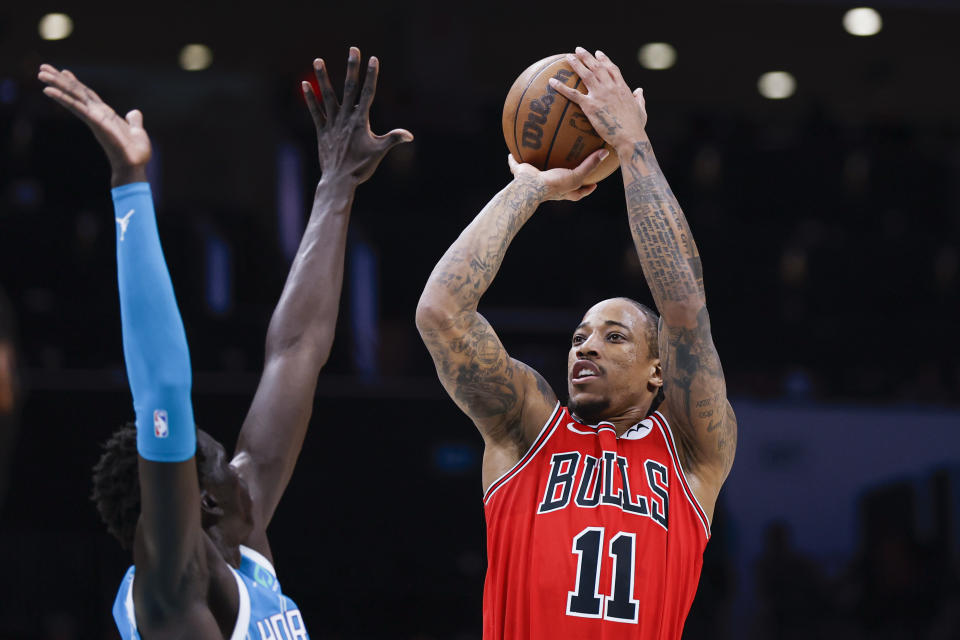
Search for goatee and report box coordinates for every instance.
[568,396,611,425]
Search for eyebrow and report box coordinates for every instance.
[574,320,632,333]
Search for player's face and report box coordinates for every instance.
[197,431,253,540]
[567,299,659,423]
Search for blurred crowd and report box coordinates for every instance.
[1,62,957,639]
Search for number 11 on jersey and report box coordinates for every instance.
[566,527,640,624]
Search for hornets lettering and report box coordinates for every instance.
[538,451,670,529]
[255,609,307,640]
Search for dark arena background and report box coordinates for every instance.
[1,1,959,638]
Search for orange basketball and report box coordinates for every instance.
[502,54,619,184]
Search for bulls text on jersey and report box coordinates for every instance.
[537,451,670,530]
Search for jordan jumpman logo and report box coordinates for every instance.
[116,209,135,242]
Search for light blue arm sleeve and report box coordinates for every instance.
[111,182,195,462]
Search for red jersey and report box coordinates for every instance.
[482,404,710,640]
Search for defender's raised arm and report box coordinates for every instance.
[38,64,222,631]
[231,49,412,557]
[551,48,736,516]
[416,151,607,490]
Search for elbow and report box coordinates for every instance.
[264,328,332,371]
[658,300,708,328]
[415,293,457,335]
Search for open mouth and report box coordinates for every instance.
[571,359,601,384]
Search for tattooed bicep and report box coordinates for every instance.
[420,313,556,450]
[420,313,525,436]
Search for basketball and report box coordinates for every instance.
[502,54,619,184]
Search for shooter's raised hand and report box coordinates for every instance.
[302,47,413,185]
[548,47,648,152]
[38,64,151,186]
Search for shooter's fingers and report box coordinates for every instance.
[595,50,624,83]
[569,47,599,83]
[549,77,585,105]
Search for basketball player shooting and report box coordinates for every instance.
[416,47,736,639]
[39,48,411,638]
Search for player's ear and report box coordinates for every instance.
[647,359,663,391]
[200,490,224,524]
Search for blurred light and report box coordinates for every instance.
[843,7,882,36]
[276,142,304,261]
[204,231,232,315]
[432,444,479,474]
[178,44,213,71]
[638,42,677,70]
[38,13,73,41]
[758,71,796,99]
[0,78,17,104]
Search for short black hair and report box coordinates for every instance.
[615,297,660,359]
[616,297,665,415]
[91,424,206,549]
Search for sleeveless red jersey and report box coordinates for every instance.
[482,403,710,640]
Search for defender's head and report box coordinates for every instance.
[567,297,663,424]
[91,426,253,551]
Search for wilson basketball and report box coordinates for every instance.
[502,54,619,184]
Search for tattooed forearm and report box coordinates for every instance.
[428,177,547,313]
[624,141,705,308]
[417,177,557,446]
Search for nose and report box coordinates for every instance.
[576,332,601,358]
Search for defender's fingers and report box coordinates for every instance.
[38,69,85,102]
[357,56,379,118]
[60,69,90,99]
[549,77,584,104]
[42,85,87,116]
[342,47,361,109]
[302,82,325,127]
[84,84,105,104]
[313,58,339,122]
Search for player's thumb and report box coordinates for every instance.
[572,148,609,183]
[125,109,144,129]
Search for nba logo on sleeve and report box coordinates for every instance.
[153,409,169,438]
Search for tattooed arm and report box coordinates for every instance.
[416,150,607,491]
[552,48,736,513]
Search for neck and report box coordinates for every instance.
[205,527,242,569]
[574,403,653,436]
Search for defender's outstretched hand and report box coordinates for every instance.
[548,47,647,151]
[37,64,150,186]
[507,147,608,201]
[302,47,413,184]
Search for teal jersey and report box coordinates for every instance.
[112,545,308,639]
